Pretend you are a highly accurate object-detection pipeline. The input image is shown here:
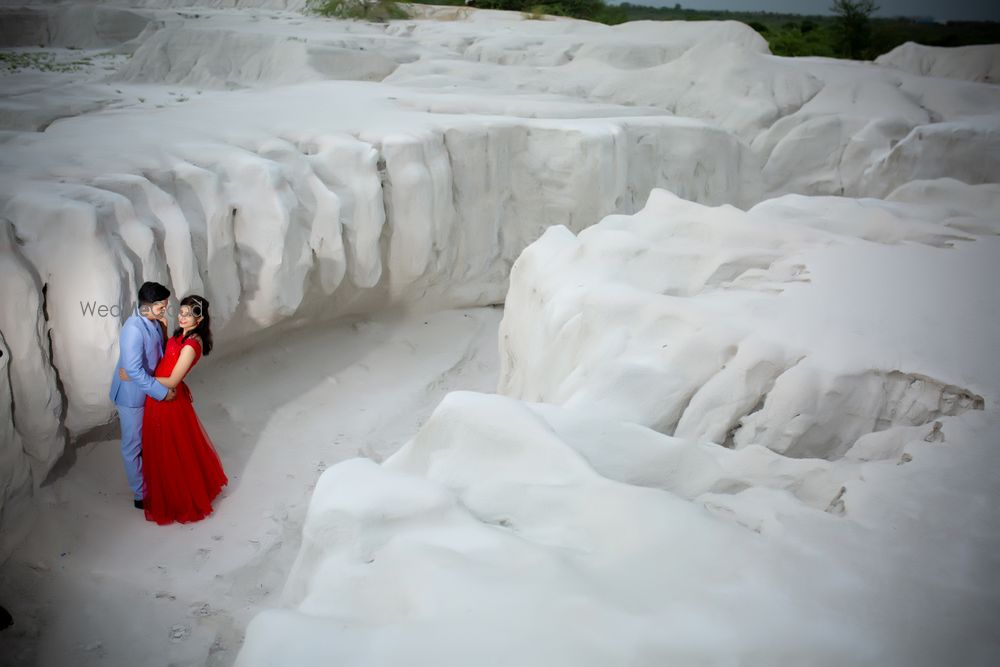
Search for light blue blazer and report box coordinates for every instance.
[109,312,169,407]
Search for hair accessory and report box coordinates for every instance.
[188,297,205,317]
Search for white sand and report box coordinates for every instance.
[0,306,501,666]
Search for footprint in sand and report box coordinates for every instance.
[81,640,104,657]
[191,602,215,618]
[168,624,190,643]
[193,548,211,570]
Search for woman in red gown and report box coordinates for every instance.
[141,295,227,525]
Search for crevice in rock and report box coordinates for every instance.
[376,147,392,245]
[39,281,72,487]
[718,357,791,450]
[825,486,846,515]
[229,205,244,296]
[748,367,985,461]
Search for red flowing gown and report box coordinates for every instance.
[142,334,228,525]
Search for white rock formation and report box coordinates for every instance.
[499,185,996,458]
[0,221,64,482]
[876,41,1000,84]
[0,3,151,49]
[0,330,34,564]
[861,115,1000,197]
[115,11,425,87]
[236,389,1000,665]
[0,95,756,435]
[2,2,1000,659]
[237,179,1000,665]
[0,6,778,536]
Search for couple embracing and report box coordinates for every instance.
[109,281,228,525]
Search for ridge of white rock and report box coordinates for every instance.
[861,115,1000,197]
[383,19,1000,197]
[236,387,1000,665]
[0,222,64,483]
[116,12,425,87]
[876,41,1000,84]
[499,185,997,459]
[0,329,34,564]
[0,3,151,48]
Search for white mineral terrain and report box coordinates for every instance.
[0,1,998,665]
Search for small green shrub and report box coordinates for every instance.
[0,50,89,73]
[522,5,549,20]
[308,0,408,21]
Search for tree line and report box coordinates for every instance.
[309,0,1000,60]
[616,1,1000,59]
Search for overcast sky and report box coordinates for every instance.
[611,0,1000,22]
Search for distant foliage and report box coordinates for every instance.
[516,0,625,24]
[308,0,408,21]
[768,23,837,57]
[404,0,626,24]
[405,1,1000,57]
[614,2,1000,61]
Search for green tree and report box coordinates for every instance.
[830,0,878,59]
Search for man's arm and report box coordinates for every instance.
[155,344,196,389]
[120,323,170,401]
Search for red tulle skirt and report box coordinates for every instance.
[142,384,227,525]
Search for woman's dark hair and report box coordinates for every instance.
[137,281,170,305]
[173,294,213,356]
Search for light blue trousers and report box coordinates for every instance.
[117,405,144,500]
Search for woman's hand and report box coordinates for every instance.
[119,367,130,382]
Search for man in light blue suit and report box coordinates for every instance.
[109,282,176,509]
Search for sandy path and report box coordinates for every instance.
[0,306,502,667]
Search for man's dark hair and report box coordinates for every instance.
[137,281,170,306]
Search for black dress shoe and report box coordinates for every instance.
[133,499,144,510]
